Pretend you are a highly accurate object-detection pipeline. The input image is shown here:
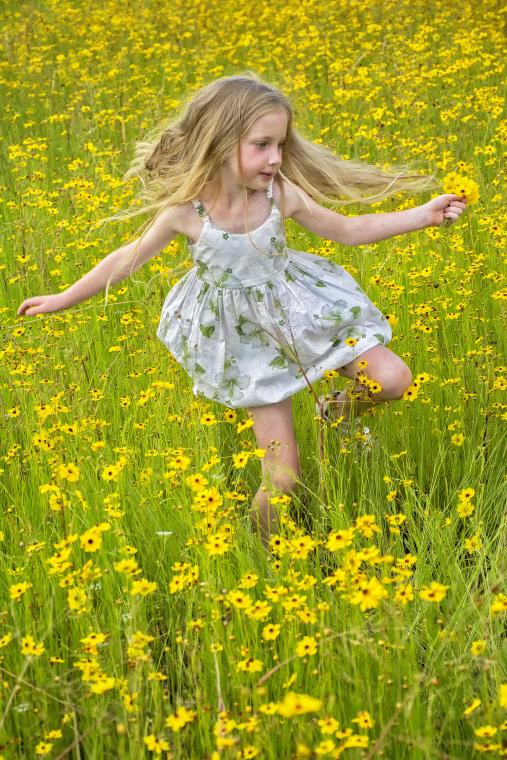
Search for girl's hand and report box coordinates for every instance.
[17,293,70,317]
[422,194,468,228]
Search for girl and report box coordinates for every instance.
[17,73,467,549]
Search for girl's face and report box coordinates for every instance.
[223,108,288,192]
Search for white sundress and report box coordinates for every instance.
[156,178,392,409]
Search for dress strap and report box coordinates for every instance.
[266,177,274,203]
[191,198,210,223]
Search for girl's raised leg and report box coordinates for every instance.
[332,344,413,422]
[245,396,300,550]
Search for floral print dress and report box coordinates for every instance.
[156,178,392,409]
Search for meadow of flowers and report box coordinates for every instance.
[1,0,506,757]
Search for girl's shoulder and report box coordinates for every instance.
[170,200,204,244]
[273,175,306,219]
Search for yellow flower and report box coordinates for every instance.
[168,455,190,471]
[499,684,507,708]
[352,710,375,729]
[184,472,209,491]
[394,584,414,606]
[245,600,272,621]
[315,739,336,755]
[471,640,487,656]
[9,581,33,600]
[442,172,480,204]
[276,692,322,717]
[144,734,170,754]
[451,433,465,446]
[0,633,13,648]
[90,675,116,694]
[349,577,388,611]
[236,658,263,673]
[465,534,482,553]
[262,623,281,641]
[204,533,230,556]
[21,634,45,657]
[490,593,507,615]
[227,590,253,609]
[123,692,139,713]
[57,462,80,482]
[49,489,70,512]
[237,418,254,433]
[474,725,497,738]
[295,635,318,657]
[68,587,88,612]
[113,558,140,575]
[130,579,157,597]
[193,486,223,511]
[326,528,354,551]
[200,413,217,426]
[80,529,102,553]
[354,515,381,538]
[457,501,475,518]
[317,716,340,735]
[80,632,108,654]
[165,706,197,732]
[232,451,252,468]
[419,582,449,603]
[403,385,418,401]
[44,730,63,740]
[463,698,481,716]
[289,535,316,560]
[343,734,369,748]
[35,743,53,756]
[458,487,475,501]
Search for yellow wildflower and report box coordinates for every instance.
[419,582,449,603]
[276,692,322,717]
[165,706,197,732]
[295,635,318,657]
[9,581,32,600]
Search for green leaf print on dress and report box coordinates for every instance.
[200,323,215,338]
[235,314,271,348]
[318,299,350,326]
[215,358,251,405]
[195,258,244,289]
[199,303,219,339]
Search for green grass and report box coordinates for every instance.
[1,0,506,757]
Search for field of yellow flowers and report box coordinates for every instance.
[2,0,506,757]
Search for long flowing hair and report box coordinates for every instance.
[97,72,440,301]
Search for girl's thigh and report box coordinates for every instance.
[245,396,300,487]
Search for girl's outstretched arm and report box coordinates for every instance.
[344,193,467,243]
[284,180,467,245]
[18,205,180,316]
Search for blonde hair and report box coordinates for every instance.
[98,71,440,301]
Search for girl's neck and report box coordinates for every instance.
[200,178,260,210]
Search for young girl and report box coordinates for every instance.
[17,73,467,549]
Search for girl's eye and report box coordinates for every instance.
[256,143,285,149]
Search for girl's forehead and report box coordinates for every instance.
[248,109,288,134]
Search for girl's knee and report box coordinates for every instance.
[375,365,413,399]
